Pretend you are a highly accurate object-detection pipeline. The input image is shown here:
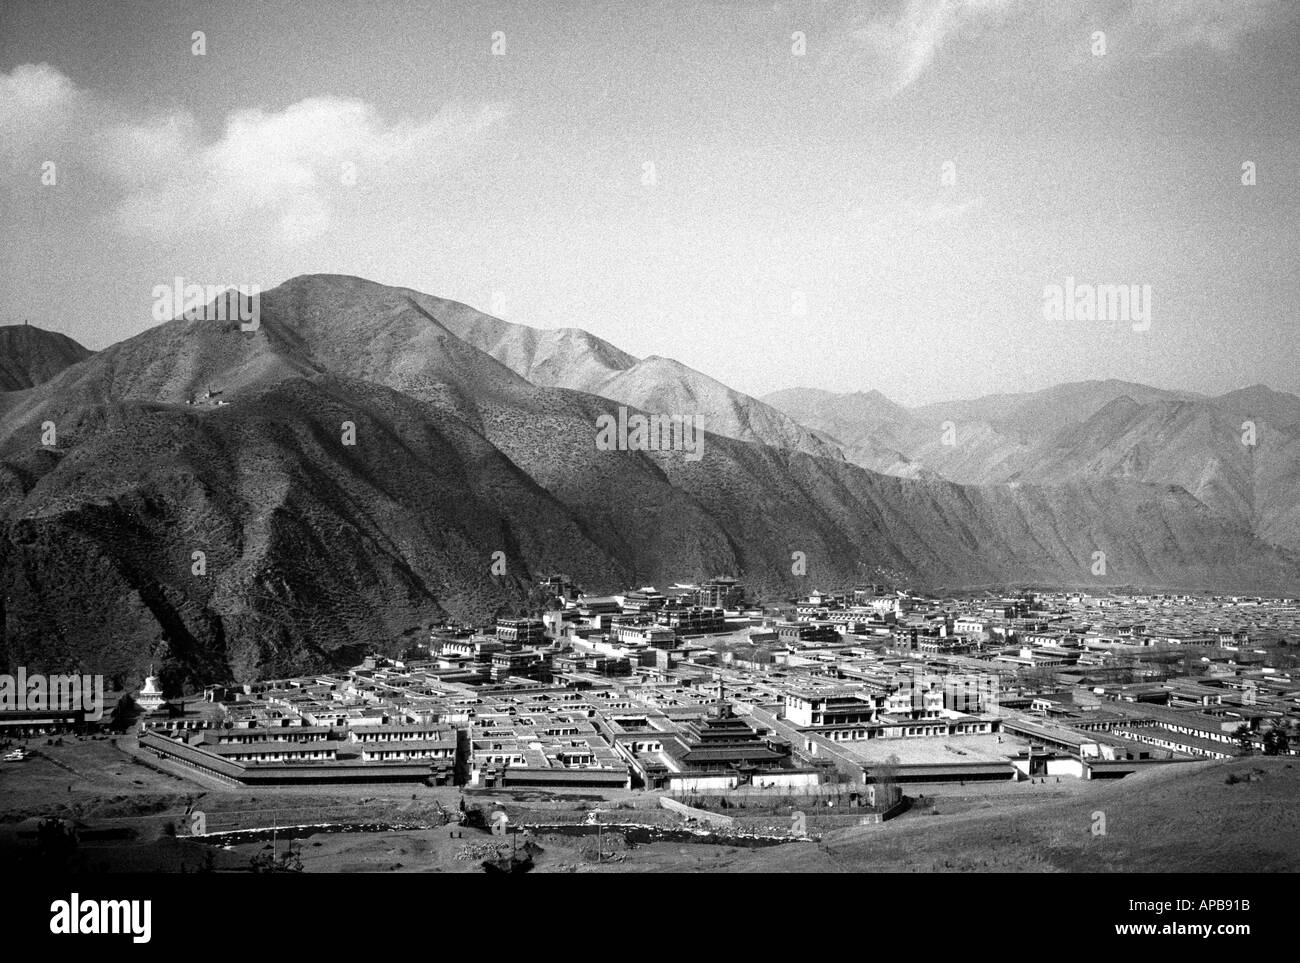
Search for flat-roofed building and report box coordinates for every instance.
[623,587,667,613]
[490,649,548,682]
[358,739,456,762]
[785,688,879,727]
[777,622,840,645]
[658,606,726,636]
[210,742,337,764]
[210,726,332,744]
[496,618,547,645]
[697,576,744,610]
[348,722,455,743]
[468,709,631,789]
[613,620,678,648]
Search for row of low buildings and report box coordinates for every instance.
[129,583,1299,792]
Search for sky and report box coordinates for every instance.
[2,0,1297,406]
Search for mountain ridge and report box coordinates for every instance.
[2,275,1295,688]
[763,379,1300,551]
[0,324,94,392]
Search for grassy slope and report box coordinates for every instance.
[711,757,1300,873]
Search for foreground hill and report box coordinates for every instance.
[0,325,93,391]
[718,756,1300,873]
[1,275,1295,686]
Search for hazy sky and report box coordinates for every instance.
[2,0,1297,405]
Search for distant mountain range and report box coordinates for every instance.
[763,379,1300,553]
[1,278,1295,686]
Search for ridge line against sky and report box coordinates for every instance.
[2,0,1297,407]
[3,298,1295,416]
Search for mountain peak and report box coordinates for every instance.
[2,273,1296,688]
[0,324,94,391]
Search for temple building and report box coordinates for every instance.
[666,680,792,777]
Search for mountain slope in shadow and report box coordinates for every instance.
[2,275,1294,686]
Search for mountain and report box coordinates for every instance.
[762,384,1034,482]
[767,381,1210,487]
[409,299,638,394]
[0,325,93,391]
[1212,385,1300,431]
[1011,398,1300,550]
[588,356,843,462]
[764,380,1300,551]
[2,275,1295,689]
[429,296,842,460]
[763,388,915,448]
[760,387,926,476]
[913,380,1201,443]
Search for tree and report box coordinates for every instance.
[1018,663,1056,692]
[1262,721,1292,756]
[110,694,139,731]
[521,582,556,618]
[35,816,80,869]
[1233,724,1254,756]
[250,842,303,873]
[1180,648,1206,678]
[872,753,902,809]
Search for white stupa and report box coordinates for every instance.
[136,667,167,715]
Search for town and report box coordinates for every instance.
[5,576,1297,875]
[100,577,1299,796]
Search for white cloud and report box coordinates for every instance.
[857,0,975,96]
[0,62,83,162]
[1113,0,1283,57]
[818,0,1014,97]
[0,64,512,243]
[105,96,511,243]
[821,0,1281,97]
